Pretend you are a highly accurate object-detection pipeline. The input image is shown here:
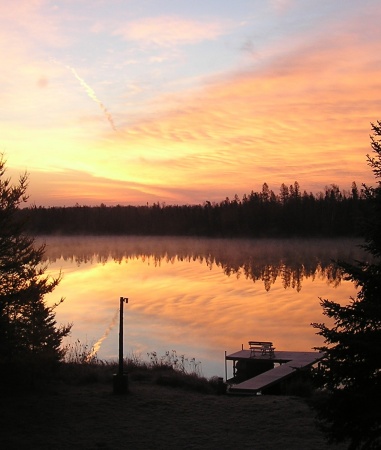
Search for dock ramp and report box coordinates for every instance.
[226,350,324,394]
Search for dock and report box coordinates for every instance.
[225,348,324,394]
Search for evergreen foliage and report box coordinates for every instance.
[20,181,368,237]
[0,156,71,384]
[312,122,381,450]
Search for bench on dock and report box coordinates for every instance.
[249,341,275,357]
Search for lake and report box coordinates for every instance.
[40,236,366,378]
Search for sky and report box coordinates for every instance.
[1,0,381,206]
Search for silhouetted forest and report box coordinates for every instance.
[22,181,368,237]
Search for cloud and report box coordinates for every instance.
[0,0,67,46]
[270,0,295,13]
[0,2,72,130]
[26,169,164,206]
[2,1,380,207]
[105,13,380,197]
[114,16,229,47]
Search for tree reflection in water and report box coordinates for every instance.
[38,236,367,377]
[40,236,368,291]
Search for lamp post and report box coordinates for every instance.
[113,296,129,394]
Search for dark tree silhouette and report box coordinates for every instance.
[20,180,368,238]
[312,122,381,450]
[0,156,71,384]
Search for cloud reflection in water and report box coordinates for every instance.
[42,236,364,377]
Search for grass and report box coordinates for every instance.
[1,342,347,449]
[0,340,314,399]
[59,341,317,397]
[58,341,223,394]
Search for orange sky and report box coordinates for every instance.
[1,1,380,206]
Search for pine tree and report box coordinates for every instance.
[0,156,71,383]
[312,122,381,450]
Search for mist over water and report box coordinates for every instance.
[41,236,364,378]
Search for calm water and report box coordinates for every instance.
[41,236,366,378]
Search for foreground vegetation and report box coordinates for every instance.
[0,373,345,450]
[311,122,381,449]
[0,341,345,449]
[0,155,70,388]
[59,344,223,395]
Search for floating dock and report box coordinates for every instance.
[225,348,324,394]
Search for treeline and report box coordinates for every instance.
[21,181,369,237]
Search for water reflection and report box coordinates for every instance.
[41,236,367,291]
[40,236,364,378]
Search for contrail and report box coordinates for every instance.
[87,308,119,361]
[52,59,117,131]
[68,66,117,131]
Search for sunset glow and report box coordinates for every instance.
[2,1,380,206]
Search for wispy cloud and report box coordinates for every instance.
[0,0,67,46]
[114,16,229,47]
[1,1,380,206]
[105,13,380,197]
[270,0,295,13]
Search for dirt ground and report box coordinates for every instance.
[0,380,347,450]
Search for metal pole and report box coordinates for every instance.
[113,297,129,394]
[225,351,227,382]
[119,297,128,376]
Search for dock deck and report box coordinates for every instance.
[226,349,324,394]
